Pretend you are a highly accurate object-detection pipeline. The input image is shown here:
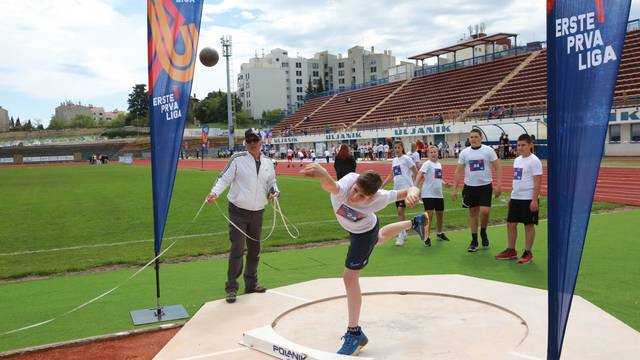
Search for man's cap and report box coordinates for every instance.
[245,128,261,140]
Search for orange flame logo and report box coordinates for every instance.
[148,0,199,89]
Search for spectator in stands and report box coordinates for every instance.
[437,114,444,124]
[345,97,352,103]
[334,144,357,180]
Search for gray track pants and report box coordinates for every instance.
[225,202,264,292]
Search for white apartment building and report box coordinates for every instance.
[238,46,396,118]
[0,106,9,132]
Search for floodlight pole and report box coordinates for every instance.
[221,35,234,150]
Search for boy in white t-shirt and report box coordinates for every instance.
[383,141,418,246]
[495,134,542,264]
[301,163,427,356]
[452,129,503,252]
[416,146,450,246]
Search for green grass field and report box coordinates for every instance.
[0,165,621,279]
[0,164,637,353]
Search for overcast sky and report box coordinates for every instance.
[1,0,639,126]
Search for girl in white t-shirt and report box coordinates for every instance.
[383,141,418,246]
[416,146,450,246]
[300,163,427,356]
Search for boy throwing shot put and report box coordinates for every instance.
[452,129,502,252]
[301,163,428,356]
[495,134,542,264]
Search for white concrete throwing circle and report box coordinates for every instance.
[272,292,528,360]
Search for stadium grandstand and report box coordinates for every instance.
[273,24,640,156]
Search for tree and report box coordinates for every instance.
[37,124,44,130]
[317,78,324,93]
[127,84,148,125]
[110,113,126,128]
[305,77,314,97]
[261,109,285,125]
[187,95,199,125]
[9,116,14,130]
[15,118,21,131]
[23,120,33,132]
[70,114,96,128]
[48,116,66,130]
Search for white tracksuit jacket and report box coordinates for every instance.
[211,152,279,211]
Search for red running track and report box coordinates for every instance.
[134,159,640,207]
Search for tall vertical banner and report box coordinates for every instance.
[148,0,204,253]
[546,1,630,359]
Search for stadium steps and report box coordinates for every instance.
[456,50,542,121]
[349,79,411,130]
[292,94,338,129]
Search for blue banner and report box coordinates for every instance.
[148,0,204,253]
[546,1,630,359]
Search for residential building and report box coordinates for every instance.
[0,106,9,132]
[238,46,396,117]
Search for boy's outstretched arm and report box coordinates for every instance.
[396,186,420,207]
[301,163,339,194]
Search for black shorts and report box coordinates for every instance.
[395,200,406,208]
[462,184,493,208]
[507,199,539,225]
[423,197,445,211]
[345,219,379,270]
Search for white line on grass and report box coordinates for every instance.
[0,205,507,257]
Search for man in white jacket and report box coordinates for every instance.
[207,129,280,303]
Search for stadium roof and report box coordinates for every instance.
[409,33,518,60]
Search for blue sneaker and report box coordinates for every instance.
[337,330,368,355]
[411,212,430,241]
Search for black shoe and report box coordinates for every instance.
[481,237,490,249]
[424,238,432,247]
[467,241,478,252]
[437,233,450,241]
[245,284,267,293]
[225,290,237,303]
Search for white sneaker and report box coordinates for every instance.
[395,231,406,246]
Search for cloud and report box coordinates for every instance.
[0,0,147,100]
[2,0,639,123]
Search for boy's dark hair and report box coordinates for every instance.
[518,134,533,143]
[470,128,483,137]
[356,171,383,195]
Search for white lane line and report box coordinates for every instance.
[507,351,544,360]
[176,347,248,360]
[0,204,511,256]
[267,289,311,303]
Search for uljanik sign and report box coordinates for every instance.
[273,124,456,144]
